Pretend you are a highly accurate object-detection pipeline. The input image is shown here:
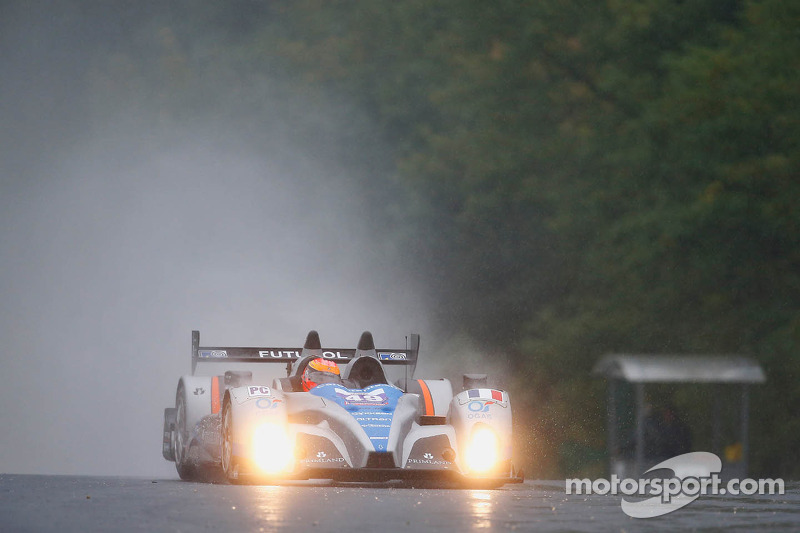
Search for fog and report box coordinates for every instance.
[0,4,434,477]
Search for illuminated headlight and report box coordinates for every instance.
[252,423,294,474]
[464,426,499,474]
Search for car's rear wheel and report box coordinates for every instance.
[174,383,197,480]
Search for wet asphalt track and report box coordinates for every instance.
[1,475,798,532]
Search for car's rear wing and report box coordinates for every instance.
[190,330,420,375]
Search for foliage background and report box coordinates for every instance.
[3,0,797,477]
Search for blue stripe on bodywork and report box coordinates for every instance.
[310,383,404,451]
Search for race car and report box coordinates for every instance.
[162,330,524,487]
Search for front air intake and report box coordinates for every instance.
[365,452,396,468]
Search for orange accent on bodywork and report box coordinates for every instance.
[211,376,220,414]
[417,379,434,416]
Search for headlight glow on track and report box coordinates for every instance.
[252,422,294,474]
[465,426,500,474]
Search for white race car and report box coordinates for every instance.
[162,330,523,487]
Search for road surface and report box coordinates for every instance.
[1,475,798,532]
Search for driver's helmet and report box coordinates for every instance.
[301,357,341,391]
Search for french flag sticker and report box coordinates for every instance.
[468,389,504,401]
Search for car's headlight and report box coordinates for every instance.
[252,422,294,474]
[464,425,500,474]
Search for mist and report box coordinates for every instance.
[0,3,433,477]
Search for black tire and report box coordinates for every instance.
[174,383,197,481]
[221,396,239,483]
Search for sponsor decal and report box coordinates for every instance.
[407,458,451,465]
[255,397,282,409]
[256,350,350,360]
[468,400,492,412]
[198,350,227,358]
[459,389,508,408]
[303,457,346,464]
[311,383,403,452]
[378,352,407,361]
[334,387,389,406]
[248,386,272,397]
[405,436,454,468]
[467,388,504,401]
[466,399,496,419]
[322,351,349,360]
[193,387,205,396]
[354,416,391,422]
[258,350,301,359]
[300,450,347,464]
[407,452,452,466]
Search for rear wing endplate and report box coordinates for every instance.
[190,330,420,375]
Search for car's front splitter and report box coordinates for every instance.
[232,464,524,488]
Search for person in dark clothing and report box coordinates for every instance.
[645,404,692,459]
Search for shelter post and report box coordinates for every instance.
[635,383,645,476]
[741,384,750,475]
[712,384,721,455]
[607,379,617,474]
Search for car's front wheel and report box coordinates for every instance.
[174,383,197,480]
[221,396,238,483]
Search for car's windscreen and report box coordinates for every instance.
[307,370,342,385]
